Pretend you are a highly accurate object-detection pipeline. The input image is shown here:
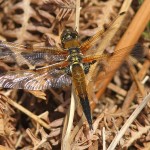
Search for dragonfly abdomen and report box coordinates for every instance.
[71,64,93,129]
[71,64,87,96]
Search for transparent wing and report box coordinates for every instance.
[0,41,67,66]
[83,44,149,63]
[0,69,71,90]
[83,44,149,81]
[0,60,71,90]
[80,12,126,54]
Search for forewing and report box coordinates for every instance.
[0,69,71,90]
[80,12,126,54]
[0,41,67,66]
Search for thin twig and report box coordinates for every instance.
[75,0,81,32]
[107,83,127,96]
[122,60,150,110]
[102,127,106,150]
[61,86,76,150]
[107,93,150,150]
[0,94,51,130]
[127,59,145,96]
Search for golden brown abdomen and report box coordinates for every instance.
[71,64,93,129]
[71,64,87,98]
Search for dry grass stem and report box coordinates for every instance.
[122,60,150,110]
[127,60,145,96]
[102,127,106,150]
[75,0,81,32]
[0,94,50,130]
[62,86,76,150]
[107,93,150,150]
[108,83,127,96]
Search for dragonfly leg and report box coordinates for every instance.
[83,60,96,74]
[65,66,72,76]
[83,63,90,74]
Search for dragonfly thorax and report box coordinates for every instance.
[67,48,83,65]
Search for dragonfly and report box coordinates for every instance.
[0,12,147,130]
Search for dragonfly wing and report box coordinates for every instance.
[83,44,149,83]
[0,69,71,90]
[0,41,67,66]
[21,53,66,65]
[83,44,149,63]
[80,12,126,54]
[0,60,70,90]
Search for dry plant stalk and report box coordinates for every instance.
[108,93,150,150]
[61,86,76,150]
[122,60,150,110]
[1,94,50,130]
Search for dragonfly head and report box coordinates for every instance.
[61,28,79,48]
